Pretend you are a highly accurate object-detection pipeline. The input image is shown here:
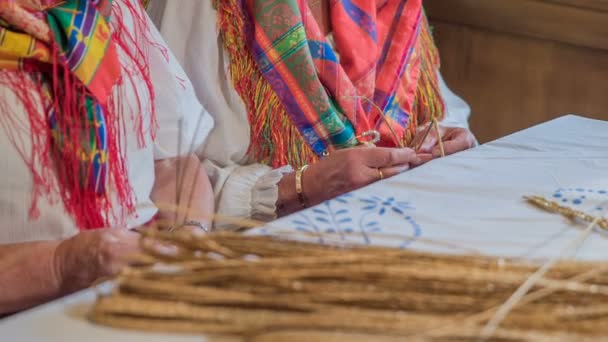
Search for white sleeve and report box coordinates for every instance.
[157,0,294,229]
[203,161,292,229]
[438,71,471,129]
[142,2,214,160]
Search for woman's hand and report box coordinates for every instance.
[305,147,426,201]
[277,147,428,216]
[417,124,477,157]
[53,229,140,293]
[151,154,215,231]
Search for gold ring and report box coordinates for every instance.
[377,168,384,181]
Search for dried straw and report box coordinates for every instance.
[90,231,608,340]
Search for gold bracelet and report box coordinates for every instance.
[295,164,310,208]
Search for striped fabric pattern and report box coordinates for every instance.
[241,0,443,156]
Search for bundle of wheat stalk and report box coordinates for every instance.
[90,230,608,341]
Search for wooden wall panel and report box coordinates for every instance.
[426,0,608,143]
[545,0,608,12]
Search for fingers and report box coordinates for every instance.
[417,136,437,154]
[378,164,410,179]
[433,139,461,157]
[412,123,437,153]
[369,153,432,181]
[361,147,420,168]
[0,2,52,43]
[432,128,476,157]
[121,230,142,249]
[15,0,43,10]
[140,237,179,257]
[105,230,142,274]
[414,153,433,166]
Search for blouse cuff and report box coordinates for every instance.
[251,165,293,222]
[215,164,292,230]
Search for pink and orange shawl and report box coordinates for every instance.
[217,0,445,168]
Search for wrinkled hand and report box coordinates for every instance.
[303,147,430,205]
[54,229,140,293]
[151,154,214,231]
[417,124,477,157]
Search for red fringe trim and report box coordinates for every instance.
[0,0,158,229]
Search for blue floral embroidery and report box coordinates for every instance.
[291,214,325,244]
[359,196,413,215]
[291,193,421,248]
[552,188,608,211]
[548,187,608,236]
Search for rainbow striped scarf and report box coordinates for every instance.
[0,0,153,229]
[217,0,445,168]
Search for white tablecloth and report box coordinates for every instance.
[256,114,608,260]
[2,115,607,341]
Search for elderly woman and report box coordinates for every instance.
[151,0,476,227]
[0,0,214,314]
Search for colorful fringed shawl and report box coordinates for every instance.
[217,0,445,168]
[0,0,154,229]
